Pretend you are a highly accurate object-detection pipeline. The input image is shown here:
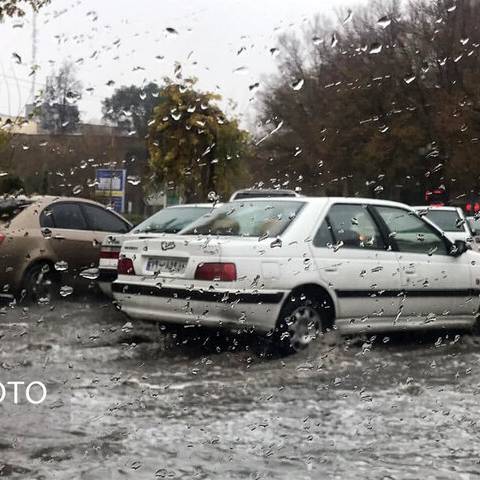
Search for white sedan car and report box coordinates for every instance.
[98,204,216,296]
[112,197,480,353]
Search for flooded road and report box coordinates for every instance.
[1,298,480,479]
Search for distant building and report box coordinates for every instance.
[0,112,128,137]
[0,114,42,135]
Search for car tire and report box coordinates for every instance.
[21,262,59,304]
[274,291,327,355]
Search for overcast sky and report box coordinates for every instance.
[0,0,364,127]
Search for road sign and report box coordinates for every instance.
[95,169,127,213]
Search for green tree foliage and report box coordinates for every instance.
[147,79,250,202]
[38,61,81,134]
[102,82,161,138]
[0,0,49,19]
[258,0,480,204]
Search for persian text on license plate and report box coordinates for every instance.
[145,257,187,274]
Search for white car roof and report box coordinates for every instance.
[231,196,414,209]
[413,205,459,212]
[166,203,221,208]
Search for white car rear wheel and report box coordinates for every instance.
[288,306,322,351]
[275,292,326,354]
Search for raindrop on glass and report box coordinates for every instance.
[72,185,83,195]
[290,78,305,91]
[377,16,391,29]
[55,261,69,272]
[60,285,74,297]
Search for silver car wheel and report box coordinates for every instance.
[287,306,322,352]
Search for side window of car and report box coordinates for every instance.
[49,203,88,230]
[313,219,334,247]
[326,204,385,250]
[39,208,54,228]
[374,206,448,255]
[81,204,129,233]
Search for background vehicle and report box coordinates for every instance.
[467,216,480,248]
[414,205,480,251]
[0,196,131,301]
[113,197,479,354]
[229,188,300,201]
[98,203,217,296]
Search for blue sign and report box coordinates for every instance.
[95,169,127,213]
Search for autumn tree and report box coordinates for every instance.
[147,79,250,202]
[0,0,49,19]
[103,82,160,138]
[257,0,480,204]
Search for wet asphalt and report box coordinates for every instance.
[1,295,480,479]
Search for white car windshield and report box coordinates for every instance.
[134,206,212,234]
[181,201,304,237]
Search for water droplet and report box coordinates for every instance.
[79,268,100,280]
[55,261,69,272]
[369,43,382,54]
[343,9,353,24]
[233,66,248,74]
[248,82,260,93]
[377,16,391,29]
[122,321,133,332]
[60,285,74,297]
[127,175,141,186]
[460,37,470,46]
[270,47,279,56]
[72,185,83,195]
[171,111,182,121]
[207,191,218,202]
[290,78,304,91]
[331,33,338,48]
[270,237,282,248]
[447,5,457,13]
[404,74,416,85]
[166,27,178,35]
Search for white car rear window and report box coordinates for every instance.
[182,201,304,237]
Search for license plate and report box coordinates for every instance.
[145,256,187,274]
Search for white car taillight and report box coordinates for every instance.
[195,263,237,281]
[100,249,120,259]
[117,257,135,275]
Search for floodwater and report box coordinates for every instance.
[1,297,480,479]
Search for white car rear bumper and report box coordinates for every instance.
[112,280,286,333]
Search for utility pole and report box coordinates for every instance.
[29,10,38,102]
